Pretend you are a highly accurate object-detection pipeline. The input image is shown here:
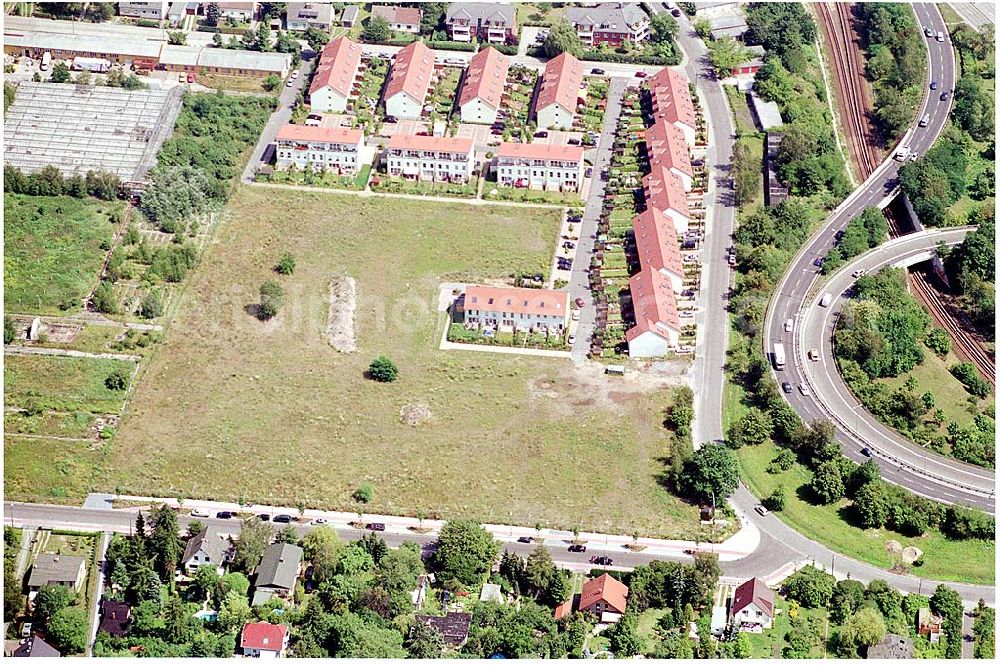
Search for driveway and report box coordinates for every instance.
[240,54,316,183]
[569,77,627,361]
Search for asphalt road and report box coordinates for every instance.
[761,3,991,510]
[570,77,627,360]
[947,2,996,31]
[795,228,994,511]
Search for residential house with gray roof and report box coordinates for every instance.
[252,543,302,606]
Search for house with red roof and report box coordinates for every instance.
[495,142,585,193]
[642,165,691,234]
[647,67,697,146]
[632,208,685,293]
[730,577,774,631]
[626,268,681,356]
[275,124,365,175]
[371,5,422,34]
[240,622,289,657]
[535,52,585,130]
[385,41,435,119]
[460,285,570,334]
[644,120,694,191]
[580,573,630,623]
[459,46,510,125]
[309,36,362,113]
[385,134,475,183]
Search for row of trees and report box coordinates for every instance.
[4,164,120,200]
[821,207,888,274]
[944,216,995,335]
[898,125,976,227]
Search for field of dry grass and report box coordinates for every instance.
[96,187,701,536]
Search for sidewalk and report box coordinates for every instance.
[105,493,760,562]
[4,345,141,362]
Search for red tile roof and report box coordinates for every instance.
[464,285,570,318]
[579,573,630,615]
[536,52,585,114]
[643,165,691,219]
[732,578,774,618]
[497,142,585,163]
[385,40,435,105]
[371,4,422,27]
[387,133,473,154]
[459,46,510,111]
[276,123,364,145]
[647,67,696,131]
[554,598,574,620]
[632,208,685,279]
[240,623,288,652]
[626,268,681,342]
[310,36,362,98]
[645,120,693,178]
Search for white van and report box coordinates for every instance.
[784,318,793,332]
[936,30,944,42]
[820,293,833,307]
[919,113,930,127]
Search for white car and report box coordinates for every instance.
[568,333,576,344]
[798,384,811,396]
[291,69,300,79]
[755,504,769,517]
[190,508,210,518]
[309,517,328,525]
[285,78,294,86]
[572,310,581,321]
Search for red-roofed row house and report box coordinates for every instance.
[460,285,570,334]
[642,165,691,234]
[646,67,697,146]
[631,208,685,293]
[385,134,475,183]
[275,124,365,175]
[309,36,362,113]
[494,142,586,193]
[458,46,510,125]
[385,40,436,120]
[644,121,694,191]
[535,52,585,130]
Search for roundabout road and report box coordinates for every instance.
[761,3,996,513]
[795,228,994,512]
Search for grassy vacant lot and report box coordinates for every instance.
[4,194,122,315]
[736,440,995,585]
[4,355,134,414]
[4,437,106,501]
[104,187,702,537]
[880,345,987,430]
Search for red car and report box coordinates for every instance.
[634,71,648,78]
[574,297,586,308]
[186,72,195,83]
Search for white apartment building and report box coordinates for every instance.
[117,1,169,20]
[462,285,570,333]
[384,134,474,183]
[494,143,585,193]
[275,124,365,174]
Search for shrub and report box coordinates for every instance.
[950,362,991,398]
[139,291,163,319]
[92,281,118,314]
[924,328,952,356]
[275,253,296,275]
[352,483,374,504]
[258,281,284,320]
[105,369,130,391]
[4,315,15,344]
[368,356,399,383]
[763,484,786,511]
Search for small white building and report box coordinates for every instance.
[495,142,585,193]
[458,46,510,125]
[216,2,258,23]
[384,134,474,183]
[384,40,435,120]
[535,52,584,131]
[370,5,422,33]
[461,285,570,334]
[117,1,169,20]
[275,124,365,175]
[286,1,334,31]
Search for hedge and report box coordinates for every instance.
[525,46,680,66]
[426,40,478,52]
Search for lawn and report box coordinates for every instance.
[262,164,372,191]
[4,437,106,501]
[735,438,995,585]
[4,194,123,315]
[4,354,135,414]
[724,85,756,136]
[104,187,705,538]
[483,185,581,205]
[744,596,830,658]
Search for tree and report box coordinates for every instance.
[853,481,889,529]
[764,484,786,511]
[85,169,121,200]
[406,620,444,658]
[231,515,273,572]
[262,74,281,92]
[34,584,74,625]
[829,579,866,624]
[301,525,342,583]
[649,12,678,44]
[48,606,89,654]
[304,26,330,52]
[92,281,118,315]
[258,280,284,320]
[362,15,391,43]
[606,610,645,657]
[542,20,583,58]
[218,590,251,633]
[140,165,212,228]
[205,2,220,26]
[368,356,399,382]
[140,291,164,319]
[708,37,752,78]
[837,607,886,656]
[4,316,16,345]
[167,31,186,45]
[810,460,846,504]
[217,571,250,602]
[782,565,835,608]
[50,61,71,83]
[678,445,739,502]
[727,407,773,448]
[352,482,373,503]
[192,564,220,601]
[431,519,499,586]
[148,504,183,583]
[931,584,964,659]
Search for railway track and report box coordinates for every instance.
[817,2,882,179]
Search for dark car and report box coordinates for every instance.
[216,511,234,519]
[782,381,792,394]
[672,8,681,17]
[273,514,293,523]
[634,71,648,78]
[383,115,398,124]
[568,544,587,553]
[534,130,549,139]
[590,555,613,566]
[575,297,586,308]
[861,447,872,457]
[366,522,386,531]
[813,257,824,268]
[591,68,605,75]
[258,513,271,522]
[930,81,938,90]
[834,229,844,241]
[940,91,950,102]
[517,536,533,543]
[567,138,581,145]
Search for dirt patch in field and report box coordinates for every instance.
[326,274,357,353]
[400,403,433,426]
[528,359,689,415]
